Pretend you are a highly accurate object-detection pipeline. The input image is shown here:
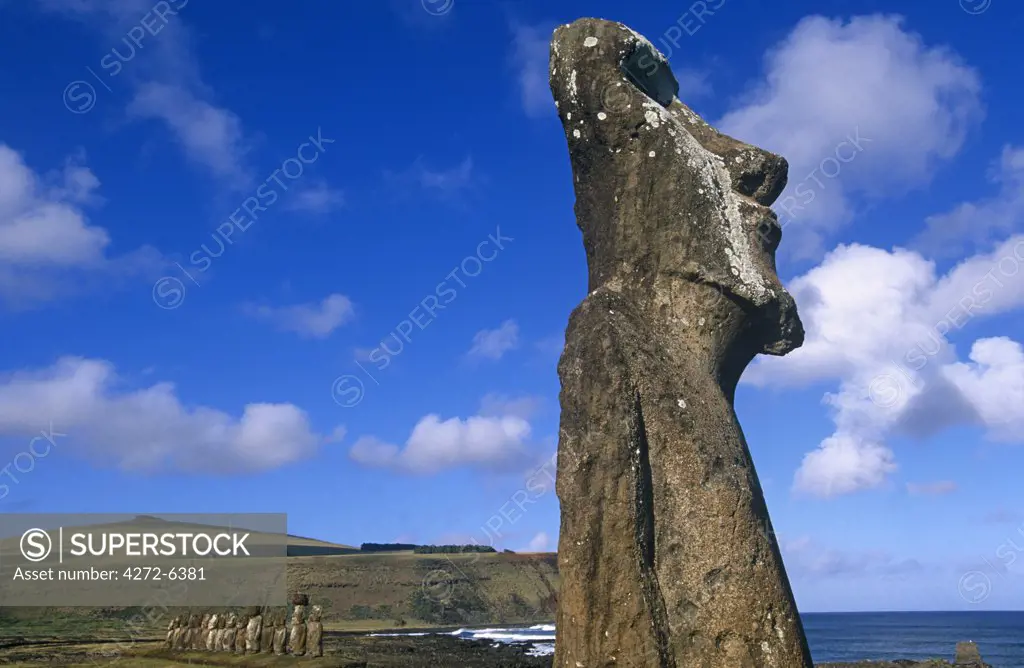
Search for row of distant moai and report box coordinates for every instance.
[163,593,323,657]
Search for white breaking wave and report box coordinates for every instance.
[370,624,556,655]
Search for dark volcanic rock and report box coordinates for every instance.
[550,17,810,668]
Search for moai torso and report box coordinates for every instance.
[272,613,288,655]
[550,18,812,668]
[289,605,307,655]
[306,605,324,657]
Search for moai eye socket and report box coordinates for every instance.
[620,41,678,107]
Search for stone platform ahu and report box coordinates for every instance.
[550,18,813,668]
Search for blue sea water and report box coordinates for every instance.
[376,611,1024,665]
[804,611,1024,667]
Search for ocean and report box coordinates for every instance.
[373,612,1024,665]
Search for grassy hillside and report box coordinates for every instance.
[0,550,560,639]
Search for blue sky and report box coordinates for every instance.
[0,0,1022,612]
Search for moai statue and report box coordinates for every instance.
[196,614,210,650]
[306,605,324,658]
[221,613,238,652]
[289,594,309,656]
[261,607,275,653]
[187,613,202,650]
[171,615,188,651]
[164,617,177,649]
[245,606,263,654]
[234,613,249,654]
[212,613,227,651]
[204,613,219,650]
[272,611,288,655]
[549,18,813,668]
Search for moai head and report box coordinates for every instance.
[207,613,218,630]
[549,19,804,362]
[216,613,227,630]
[190,614,201,628]
[225,613,237,629]
[308,605,322,622]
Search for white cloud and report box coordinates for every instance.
[479,393,543,420]
[128,83,250,187]
[781,536,925,579]
[525,531,550,552]
[914,145,1024,258]
[906,480,958,496]
[509,21,556,118]
[467,319,519,361]
[286,182,345,215]
[244,293,355,339]
[37,0,251,186]
[384,156,477,203]
[349,403,534,475]
[745,233,1024,497]
[0,357,324,472]
[0,144,161,307]
[717,14,982,257]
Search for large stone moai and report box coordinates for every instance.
[273,610,288,655]
[289,594,309,656]
[261,608,276,653]
[234,613,249,654]
[221,612,237,652]
[306,604,324,657]
[549,18,813,668]
[164,617,177,649]
[171,615,187,651]
[204,613,218,650]
[245,606,263,653]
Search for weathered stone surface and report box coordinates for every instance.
[188,613,202,650]
[261,609,275,653]
[307,604,324,657]
[164,617,177,650]
[171,615,188,651]
[204,613,218,650]
[550,17,811,668]
[289,604,307,656]
[245,612,263,653]
[221,613,237,652]
[234,614,248,654]
[272,611,288,655]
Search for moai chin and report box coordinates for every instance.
[549,18,813,668]
[306,604,324,658]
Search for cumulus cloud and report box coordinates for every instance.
[746,233,1024,497]
[0,145,161,306]
[467,320,519,361]
[349,397,535,474]
[0,357,326,472]
[244,293,355,339]
[717,14,982,257]
[915,145,1024,259]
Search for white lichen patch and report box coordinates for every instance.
[643,101,774,304]
[597,111,607,120]
[648,151,656,157]
[573,128,581,139]
[568,70,578,101]
[583,36,599,47]
[677,399,686,409]
[567,112,572,120]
